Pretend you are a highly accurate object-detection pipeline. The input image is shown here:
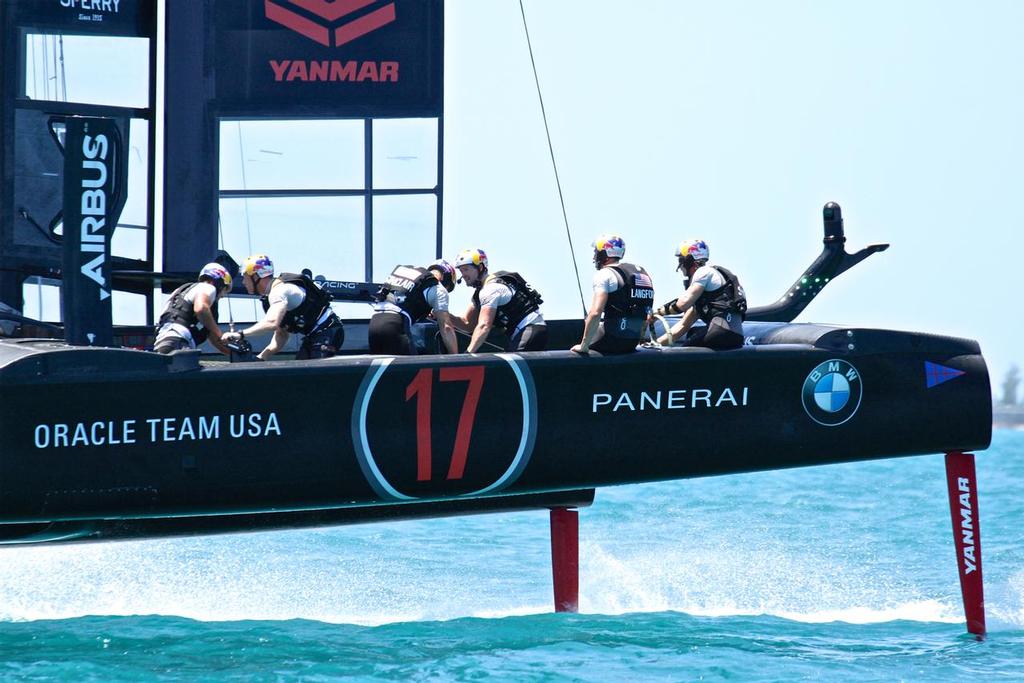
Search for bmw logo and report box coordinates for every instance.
[801,359,863,426]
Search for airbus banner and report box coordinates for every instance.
[213,0,443,116]
[61,117,125,347]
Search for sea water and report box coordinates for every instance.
[0,431,1020,681]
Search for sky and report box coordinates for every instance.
[20,0,1022,393]
[442,0,1022,390]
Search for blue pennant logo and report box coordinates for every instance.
[801,359,863,426]
[925,361,965,388]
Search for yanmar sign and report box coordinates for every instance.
[265,0,396,48]
[214,0,442,116]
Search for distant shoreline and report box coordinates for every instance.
[993,404,1024,430]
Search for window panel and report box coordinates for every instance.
[372,194,437,281]
[21,280,61,322]
[120,118,150,229]
[220,120,365,191]
[215,295,266,326]
[23,34,149,108]
[111,291,147,325]
[111,224,148,261]
[219,197,365,281]
[372,118,438,189]
[21,281,148,326]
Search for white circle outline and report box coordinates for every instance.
[354,355,535,500]
[801,358,863,427]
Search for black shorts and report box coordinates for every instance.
[298,318,345,360]
[590,334,639,355]
[684,317,744,350]
[509,324,548,352]
[368,312,415,355]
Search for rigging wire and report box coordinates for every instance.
[236,123,255,257]
[51,35,59,101]
[58,35,67,101]
[41,35,50,100]
[518,0,588,317]
[235,122,258,321]
[216,214,237,331]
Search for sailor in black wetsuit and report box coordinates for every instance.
[153,263,233,355]
[572,234,655,355]
[653,239,746,350]
[369,260,459,355]
[221,254,344,360]
[453,248,547,353]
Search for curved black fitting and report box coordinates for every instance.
[745,202,889,322]
[822,202,845,244]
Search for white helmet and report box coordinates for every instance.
[454,248,488,271]
[241,254,275,279]
[675,239,709,270]
[591,234,625,267]
[199,262,232,289]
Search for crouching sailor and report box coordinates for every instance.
[454,248,548,352]
[154,262,233,355]
[572,234,654,355]
[369,260,459,355]
[222,254,344,360]
[654,239,746,350]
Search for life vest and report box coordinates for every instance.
[261,272,334,334]
[603,262,654,341]
[695,266,747,325]
[376,265,436,323]
[471,271,543,332]
[157,283,219,344]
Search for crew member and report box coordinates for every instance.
[154,262,233,355]
[221,254,344,360]
[571,234,654,355]
[453,248,547,353]
[653,239,746,350]
[369,260,459,355]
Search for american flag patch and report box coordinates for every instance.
[634,273,653,287]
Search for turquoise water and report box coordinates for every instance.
[1,432,1021,681]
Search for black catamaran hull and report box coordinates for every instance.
[0,322,990,544]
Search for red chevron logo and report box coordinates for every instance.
[265,0,397,48]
